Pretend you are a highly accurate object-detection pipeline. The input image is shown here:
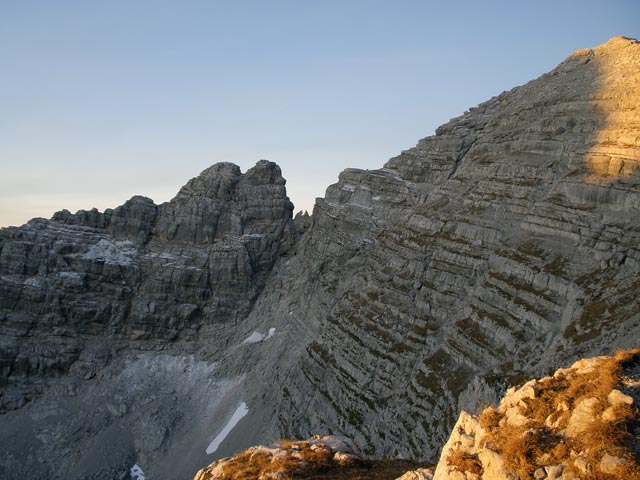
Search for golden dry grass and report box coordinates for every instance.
[477,349,640,480]
[216,439,432,480]
[447,449,483,476]
[220,450,299,479]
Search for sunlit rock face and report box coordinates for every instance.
[429,350,640,480]
[233,36,640,461]
[0,37,639,480]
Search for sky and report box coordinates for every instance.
[1,1,638,227]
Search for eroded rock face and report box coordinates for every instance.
[231,36,640,460]
[0,160,295,478]
[1,36,639,480]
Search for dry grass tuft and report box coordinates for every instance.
[478,349,640,480]
[478,405,500,431]
[447,449,483,476]
[214,439,432,480]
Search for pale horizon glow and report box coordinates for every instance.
[1,1,638,227]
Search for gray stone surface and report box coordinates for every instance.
[0,160,296,479]
[0,36,639,480]
[232,35,640,461]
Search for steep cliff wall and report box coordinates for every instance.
[231,36,640,461]
[0,37,639,480]
[0,160,296,478]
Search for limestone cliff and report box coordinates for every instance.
[0,160,296,478]
[0,36,639,480]
[232,35,640,460]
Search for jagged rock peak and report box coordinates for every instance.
[168,160,286,198]
[154,160,294,244]
[46,160,295,246]
[245,160,288,185]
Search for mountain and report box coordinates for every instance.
[228,34,640,460]
[0,36,639,480]
[0,161,298,478]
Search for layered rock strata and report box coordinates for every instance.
[232,36,640,460]
[0,161,295,478]
[0,36,639,480]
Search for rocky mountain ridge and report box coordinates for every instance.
[0,160,297,478]
[0,36,639,479]
[231,35,640,461]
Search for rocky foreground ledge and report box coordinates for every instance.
[193,435,432,480]
[197,350,639,480]
[422,349,640,480]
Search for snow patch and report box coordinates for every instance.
[58,271,82,280]
[242,331,264,344]
[83,239,137,266]
[206,402,249,454]
[341,183,356,192]
[242,328,276,344]
[372,195,382,201]
[130,464,145,480]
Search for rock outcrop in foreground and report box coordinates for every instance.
[0,36,639,480]
[191,351,639,480]
[194,435,362,480]
[193,435,431,480]
[428,349,640,480]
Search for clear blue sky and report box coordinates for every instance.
[1,0,638,226]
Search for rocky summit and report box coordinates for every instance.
[0,36,639,480]
[0,160,297,478]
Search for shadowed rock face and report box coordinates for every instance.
[0,37,639,480]
[0,159,295,400]
[0,160,296,478]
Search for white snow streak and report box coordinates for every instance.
[242,328,276,344]
[206,402,249,454]
[242,331,264,344]
[130,464,145,480]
